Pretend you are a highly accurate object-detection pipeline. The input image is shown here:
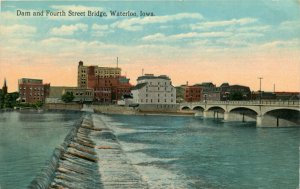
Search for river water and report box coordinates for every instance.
[0,111,82,189]
[98,114,299,189]
[0,112,299,189]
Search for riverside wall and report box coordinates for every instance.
[92,105,137,114]
[44,103,83,111]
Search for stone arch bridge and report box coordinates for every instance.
[180,100,300,127]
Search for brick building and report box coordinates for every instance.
[77,61,131,103]
[93,76,132,103]
[184,85,202,102]
[77,60,121,88]
[18,78,50,104]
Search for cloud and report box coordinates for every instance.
[142,31,231,42]
[259,39,300,49]
[111,13,203,31]
[190,18,258,30]
[40,37,81,46]
[235,25,270,32]
[91,24,111,36]
[92,24,109,30]
[0,24,36,37]
[50,23,88,35]
[279,20,300,30]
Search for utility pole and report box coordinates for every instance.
[258,77,263,104]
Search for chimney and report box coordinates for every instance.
[117,57,119,68]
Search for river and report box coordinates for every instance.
[0,112,299,188]
[0,111,82,189]
[98,114,299,189]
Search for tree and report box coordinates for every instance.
[3,92,19,108]
[62,92,74,103]
[229,92,244,101]
[35,101,43,108]
[0,91,3,108]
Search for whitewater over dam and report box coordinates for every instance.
[28,113,148,189]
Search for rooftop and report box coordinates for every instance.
[137,74,171,81]
[131,83,147,90]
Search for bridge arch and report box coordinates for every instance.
[262,107,300,116]
[192,106,205,111]
[207,106,225,113]
[262,108,300,127]
[229,107,258,115]
[181,106,191,111]
[227,107,258,122]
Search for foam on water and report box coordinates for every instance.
[96,115,192,189]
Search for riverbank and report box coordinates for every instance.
[92,104,195,117]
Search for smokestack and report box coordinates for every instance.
[142,68,144,76]
[186,81,189,86]
[117,57,119,68]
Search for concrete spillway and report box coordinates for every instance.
[29,113,148,189]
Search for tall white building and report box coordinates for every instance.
[132,74,177,111]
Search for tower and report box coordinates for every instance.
[2,78,7,95]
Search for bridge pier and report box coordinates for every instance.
[256,115,262,127]
[203,110,215,118]
[224,112,229,121]
[194,111,203,117]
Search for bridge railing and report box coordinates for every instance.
[180,100,300,107]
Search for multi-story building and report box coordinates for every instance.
[77,60,121,88]
[197,82,220,101]
[18,78,50,104]
[184,84,202,102]
[46,87,94,103]
[77,60,131,103]
[220,83,251,101]
[93,76,132,103]
[132,74,177,111]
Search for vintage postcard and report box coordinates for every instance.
[0,0,299,188]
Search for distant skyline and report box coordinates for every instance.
[1,0,300,92]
